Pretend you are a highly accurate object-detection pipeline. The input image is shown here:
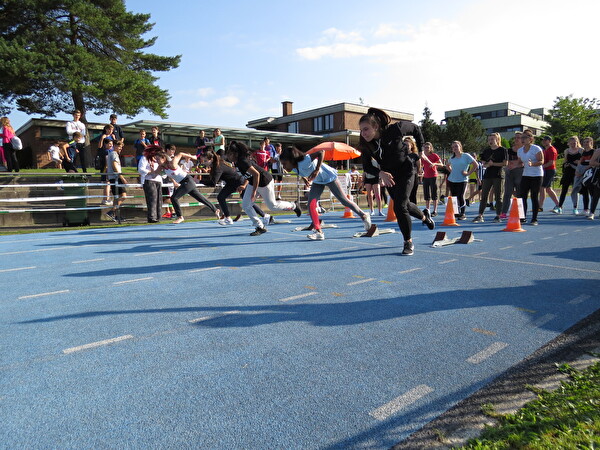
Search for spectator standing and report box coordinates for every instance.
[446,141,477,220]
[421,142,442,217]
[0,117,19,172]
[539,135,560,212]
[586,147,600,220]
[134,130,150,165]
[473,133,507,223]
[271,143,284,200]
[149,126,164,147]
[403,136,421,205]
[555,136,583,214]
[194,130,209,157]
[109,114,124,142]
[517,130,544,225]
[570,137,595,215]
[66,110,88,172]
[213,128,225,156]
[138,145,163,223]
[500,132,524,219]
[105,140,128,222]
[254,140,271,171]
[98,138,115,205]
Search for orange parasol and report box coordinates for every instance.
[307,141,361,160]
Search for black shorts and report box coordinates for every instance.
[109,178,127,197]
[363,176,379,186]
[542,169,555,188]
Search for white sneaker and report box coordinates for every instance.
[362,214,372,231]
[583,210,590,216]
[218,218,234,226]
[587,214,594,220]
[262,214,271,228]
[307,231,325,240]
[101,199,113,206]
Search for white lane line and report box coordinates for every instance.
[369,385,434,421]
[467,342,508,364]
[541,236,552,240]
[278,292,318,303]
[72,258,105,264]
[569,294,591,305]
[188,310,241,323]
[0,266,36,273]
[438,259,457,264]
[113,277,154,285]
[558,232,568,236]
[523,241,535,245]
[472,252,489,256]
[532,314,556,327]
[18,290,70,300]
[134,251,164,257]
[0,247,62,256]
[399,267,423,274]
[347,278,376,286]
[188,266,223,273]
[574,229,582,232]
[63,335,134,354]
[340,247,359,251]
[499,246,513,250]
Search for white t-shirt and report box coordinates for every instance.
[48,145,60,161]
[66,120,86,144]
[518,145,544,177]
[107,151,121,180]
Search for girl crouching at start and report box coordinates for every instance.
[280,145,376,240]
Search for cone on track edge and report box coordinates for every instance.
[503,197,526,232]
[384,198,396,222]
[442,196,459,226]
[342,194,355,218]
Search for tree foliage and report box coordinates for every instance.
[419,105,442,148]
[439,110,486,156]
[0,0,181,121]
[544,95,599,150]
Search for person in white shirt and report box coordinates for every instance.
[138,145,163,223]
[65,110,88,172]
[48,141,62,169]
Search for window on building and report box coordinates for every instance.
[324,114,334,130]
[288,122,299,133]
[313,114,334,133]
[313,116,324,132]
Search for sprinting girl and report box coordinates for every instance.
[280,146,375,240]
[155,151,220,224]
[200,150,268,226]
[226,141,300,236]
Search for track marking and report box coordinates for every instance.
[558,232,568,236]
[134,251,164,257]
[574,229,582,232]
[0,266,36,273]
[72,258,105,264]
[278,292,318,303]
[499,246,513,250]
[188,310,241,323]
[516,307,536,313]
[472,328,496,336]
[188,267,222,273]
[472,252,489,256]
[522,241,535,245]
[62,335,134,354]
[0,247,63,256]
[18,290,70,300]
[419,249,600,274]
[347,278,376,286]
[369,385,434,420]
[399,268,422,274]
[379,280,393,284]
[532,314,556,327]
[569,294,591,305]
[113,277,154,285]
[467,342,508,364]
[438,259,457,264]
[340,246,359,251]
[304,286,317,290]
[541,236,552,240]
[331,292,345,297]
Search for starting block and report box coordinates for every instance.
[292,220,339,232]
[431,230,481,247]
[353,225,395,238]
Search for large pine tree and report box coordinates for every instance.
[0,0,180,121]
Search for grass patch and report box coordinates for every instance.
[461,360,600,449]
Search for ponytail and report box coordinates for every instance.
[205,150,221,185]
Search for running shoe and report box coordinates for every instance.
[538,208,543,212]
[101,199,113,206]
[493,216,500,223]
[573,208,579,215]
[293,202,302,217]
[551,206,562,214]
[587,214,594,220]
[457,214,467,220]
[500,213,507,220]
[307,231,325,240]
[431,211,438,217]
[250,226,267,236]
[269,215,275,225]
[262,214,271,228]
[362,214,372,231]
[378,211,385,216]
[370,210,375,216]
[162,212,172,219]
[173,217,184,224]
[401,241,414,256]
[117,216,127,223]
[529,220,538,226]
[583,210,590,216]
[422,208,435,230]
[105,211,117,222]
[218,218,234,226]
[472,215,484,223]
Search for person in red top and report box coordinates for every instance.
[421,142,443,216]
[539,135,560,211]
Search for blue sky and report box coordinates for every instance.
[12,0,600,131]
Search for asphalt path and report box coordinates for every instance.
[1,204,599,449]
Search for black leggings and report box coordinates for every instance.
[171,176,216,218]
[422,177,438,201]
[558,167,575,207]
[390,173,423,242]
[217,183,264,218]
[519,176,542,221]
[447,181,467,216]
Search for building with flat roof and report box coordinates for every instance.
[247,101,414,148]
[444,102,549,140]
[15,118,321,169]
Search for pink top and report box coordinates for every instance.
[0,126,15,144]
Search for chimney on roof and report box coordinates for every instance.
[282,101,293,117]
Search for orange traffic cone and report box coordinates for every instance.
[442,196,459,226]
[503,197,526,232]
[384,198,396,222]
[342,194,356,218]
